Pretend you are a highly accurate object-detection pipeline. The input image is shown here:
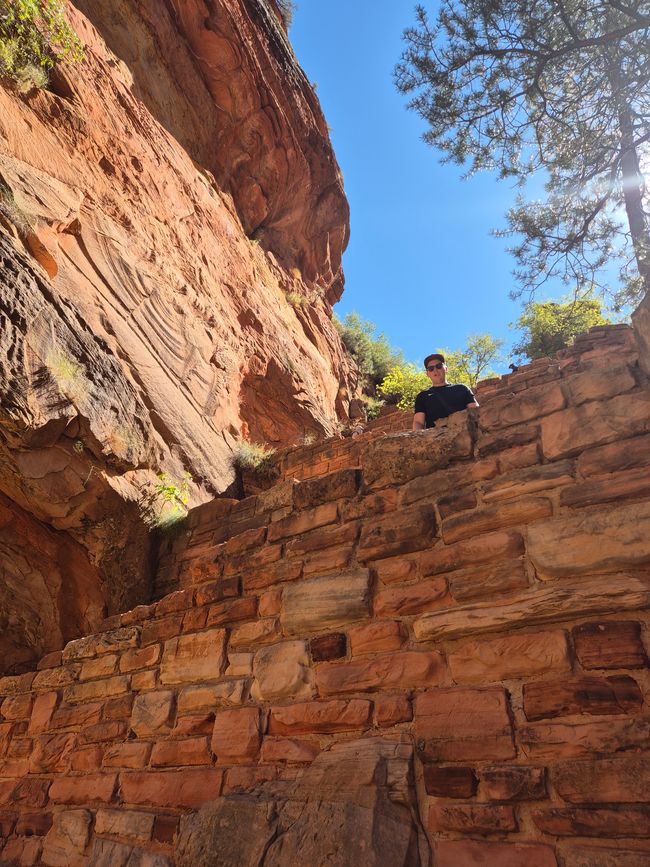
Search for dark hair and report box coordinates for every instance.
[424,353,445,367]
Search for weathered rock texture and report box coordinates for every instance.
[1,323,650,866]
[0,0,355,671]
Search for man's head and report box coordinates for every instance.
[424,353,447,386]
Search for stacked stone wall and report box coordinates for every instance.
[2,324,650,865]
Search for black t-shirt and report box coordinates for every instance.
[414,383,475,428]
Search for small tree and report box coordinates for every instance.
[439,334,504,389]
[512,296,610,361]
[378,363,430,412]
[396,1,650,308]
[334,312,404,386]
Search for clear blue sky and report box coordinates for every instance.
[290,2,549,370]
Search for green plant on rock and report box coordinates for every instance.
[45,345,88,401]
[230,441,276,474]
[0,183,32,235]
[359,393,384,420]
[378,363,430,412]
[141,472,191,531]
[285,291,307,309]
[0,0,84,90]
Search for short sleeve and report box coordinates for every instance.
[462,385,475,406]
[414,391,427,413]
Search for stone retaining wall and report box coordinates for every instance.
[1,324,650,865]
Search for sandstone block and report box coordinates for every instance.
[420,530,524,575]
[174,713,215,736]
[243,559,303,592]
[229,618,280,648]
[269,699,372,735]
[399,458,498,506]
[480,765,546,801]
[15,810,52,836]
[561,846,650,867]
[71,745,103,771]
[498,441,542,471]
[260,737,320,764]
[573,621,648,669]
[130,690,174,737]
[415,687,515,761]
[477,421,540,458]
[566,364,636,405]
[481,381,565,430]
[423,765,477,798]
[160,629,226,684]
[482,460,574,502]
[182,608,207,634]
[285,522,359,557]
[155,587,195,616]
[28,733,76,774]
[151,736,211,767]
[212,707,261,763]
[223,544,282,579]
[141,614,184,646]
[520,717,650,760]
[0,694,32,720]
[119,644,161,673]
[373,556,417,585]
[316,651,447,696]
[49,773,117,805]
[436,840,557,867]
[447,558,529,602]
[32,666,79,691]
[206,596,258,628]
[553,755,650,803]
[194,577,240,607]
[413,574,650,642]
[541,392,650,459]
[223,526,266,556]
[79,654,118,681]
[362,418,473,489]
[102,742,151,769]
[523,674,643,721]
[348,621,406,655]
[339,489,398,521]
[267,502,338,542]
[374,577,448,617]
[533,806,650,837]
[357,505,437,561]
[442,496,552,544]
[428,803,517,834]
[120,768,223,808]
[251,641,314,702]
[50,702,102,731]
[176,681,247,714]
[577,433,650,477]
[449,630,570,684]
[12,777,50,807]
[132,670,157,692]
[41,809,92,864]
[302,543,354,575]
[309,633,347,662]
[258,588,283,618]
[63,675,128,705]
[62,627,140,663]
[94,807,155,842]
[375,694,412,727]
[293,469,360,509]
[225,652,253,677]
[281,570,371,635]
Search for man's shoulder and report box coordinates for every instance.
[415,387,433,399]
[448,383,474,395]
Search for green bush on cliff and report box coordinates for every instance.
[0,0,84,90]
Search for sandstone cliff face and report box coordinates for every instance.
[0,0,354,669]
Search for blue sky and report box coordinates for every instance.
[289,2,546,371]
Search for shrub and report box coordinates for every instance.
[285,291,307,308]
[0,184,32,235]
[141,472,191,531]
[334,312,404,386]
[0,0,84,88]
[378,363,429,412]
[359,394,384,420]
[230,441,276,473]
[512,295,611,361]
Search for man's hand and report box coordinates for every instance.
[413,412,426,431]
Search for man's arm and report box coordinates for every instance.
[413,411,426,431]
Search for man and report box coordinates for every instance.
[413,353,479,430]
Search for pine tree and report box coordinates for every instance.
[396,1,650,307]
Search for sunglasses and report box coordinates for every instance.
[426,362,444,371]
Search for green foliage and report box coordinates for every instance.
[285,291,307,309]
[142,472,191,531]
[378,363,430,412]
[512,296,611,361]
[396,1,650,307]
[0,184,32,235]
[358,393,384,420]
[0,0,84,88]
[334,312,404,386]
[230,441,276,473]
[438,334,504,389]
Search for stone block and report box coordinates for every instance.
[229,618,280,648]
[130,690,174,737]
[212,707,261,763]
[223,544,282,579]
[447,558,529,602]
[375,694,412,727]
[141,614,184,646]
[480,381,566,431]
[251,641,314,702]
[78,654,118,680]
[309,633,347,662]
[436,841,557,867]
[482,460,574,502]
[561,846,650,867]
[281,571,371,635]
[194,577,240,606]
[63,675,129,705]
[71,745,103,771]
[373,556,417,585]
[206,596,258,628]
[415,687,515,761]
[348,621,406,655]
[560,467,650,508]
[28,733,76,773]
[267,502,338,542]
[566,364,636,405]
[420,530,524,575]
[316,651,446,696]
[0,694,32,720]
[269,699,372,735]
[573,621,648,670]
[285,522,359,557]
[399,458,498,506]
[357,505,437,561]
[258,588,283,618]
[160,629,226,684]
[225,652,253,677]
[176,681,247,714]
[12,777,51,808]
[442,496,552,544]
[449,630,570,684]
[374,576,448,617]
[223,526,266,556]
[428,803,517,834]
[519,717,650,760]
[119,644,162,672]
[41,809,92,865]
[293,469,360,509]
[151,736,211,767]
[174,713,215,736]
[120,768,223,808]
[15,810,52,836]
[102,742,151,769]
[50,702,102,731]
[552,755,650,803]
[413,575,650,642]
[523,675,643,721]
[155,587,195,616]
[94,807,155,841]
[533,806,650,837]
[577,433,650,477]
[423,765,477,798]
[49,773,117,805]
[62,627,140,662]
[541,392,650,460]
[480,765,546,801]
[261,737,320,764]
[32,666,79,691]
[302,543,354,575]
